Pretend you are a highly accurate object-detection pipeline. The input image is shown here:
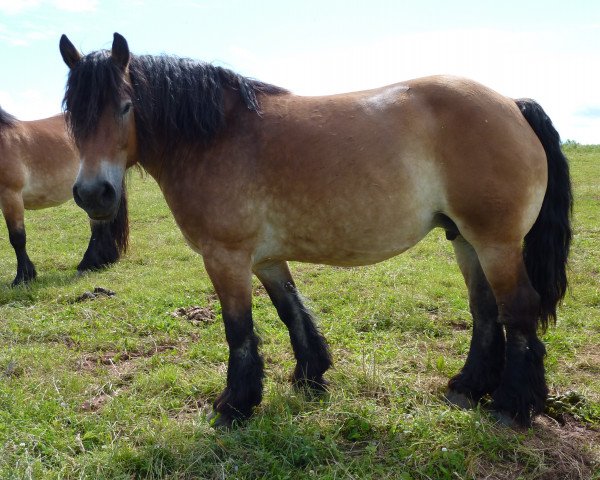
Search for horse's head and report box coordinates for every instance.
[60,33,137,221]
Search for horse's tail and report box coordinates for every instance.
[516,98,573,331]
[111,178,129,255]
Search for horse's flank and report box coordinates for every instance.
[0,113,78,209]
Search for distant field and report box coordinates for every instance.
[0,145,598,479]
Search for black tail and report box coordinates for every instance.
[77,179,129,272]
[516,98,573,331]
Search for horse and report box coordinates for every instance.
[59,33,572,428]
[0,106,129,286]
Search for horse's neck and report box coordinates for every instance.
[137,88,251,181]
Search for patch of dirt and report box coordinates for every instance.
[171,397,212,420]
[527,415,599,479]
[80,391,116,412]
[77,343,177,371]
[450,320,470,331]
[78,361,135,413]
[253,284,268,297]
[73,287,116,303]
[473,415,600,480]
[423,305,441,321]
[77,343,179,412]
[171,306,216,325]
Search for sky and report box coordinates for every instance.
[1,0,599,144]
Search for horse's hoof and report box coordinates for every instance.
[489,410,524,428]
[444,390,476,410]
[11,276,30,287]
[12,269,36,287]
[293,376,329,397]
[207,410,235,429]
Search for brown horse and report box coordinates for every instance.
[0,107,129,285]
[59,33,572,428]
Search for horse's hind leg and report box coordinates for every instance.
[254,261,332,391]
[446,236,505,408]
[77,220,119,272]
[476,243,547,426]
[1,190,36,285]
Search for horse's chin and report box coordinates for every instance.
[91,214,115,222]
[86,207,118,223]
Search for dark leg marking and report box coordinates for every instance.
[255,262,332,392]
[491,287,547,427]
[9,228,36,286]
[212,310,264,426]
[77,220,119,272]
[475,244,548,427]
[446,237,505,406]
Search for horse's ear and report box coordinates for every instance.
[111,32,130,71]
[59,34,81,69]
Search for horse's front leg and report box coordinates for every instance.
[254,261,332,391]
[203,248,263,427]
[1,189,36,285]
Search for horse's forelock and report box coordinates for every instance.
[62,50,129,143]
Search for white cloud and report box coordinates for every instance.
[0,23,55,46]
[0,0,96,14]
[0,90,16,109]
[52,0,97,12]
[0,0,41,14]
[0,89,61,120]
[226,28,600,144]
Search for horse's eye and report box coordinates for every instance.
[121,102,133,115]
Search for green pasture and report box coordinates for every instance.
[0,145,598,479]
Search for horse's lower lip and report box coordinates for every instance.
[87,210,116,222]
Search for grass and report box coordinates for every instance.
[0,144,598,479]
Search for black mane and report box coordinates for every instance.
[0,106,17,129]
[62,51,288,157]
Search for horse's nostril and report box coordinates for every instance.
[100,181,116,205]
[72,184,83,206]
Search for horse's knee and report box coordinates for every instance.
[497,286,540,334]
[8,228,26,250]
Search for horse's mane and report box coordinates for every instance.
[63,51,288,158]
[0,105,17,130]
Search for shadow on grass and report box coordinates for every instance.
[0,268,116,306]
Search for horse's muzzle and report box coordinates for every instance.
[73,179,118,220]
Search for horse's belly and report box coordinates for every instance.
[22,171,74,209]
[290,240,423,267]
[258,207,434,268]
